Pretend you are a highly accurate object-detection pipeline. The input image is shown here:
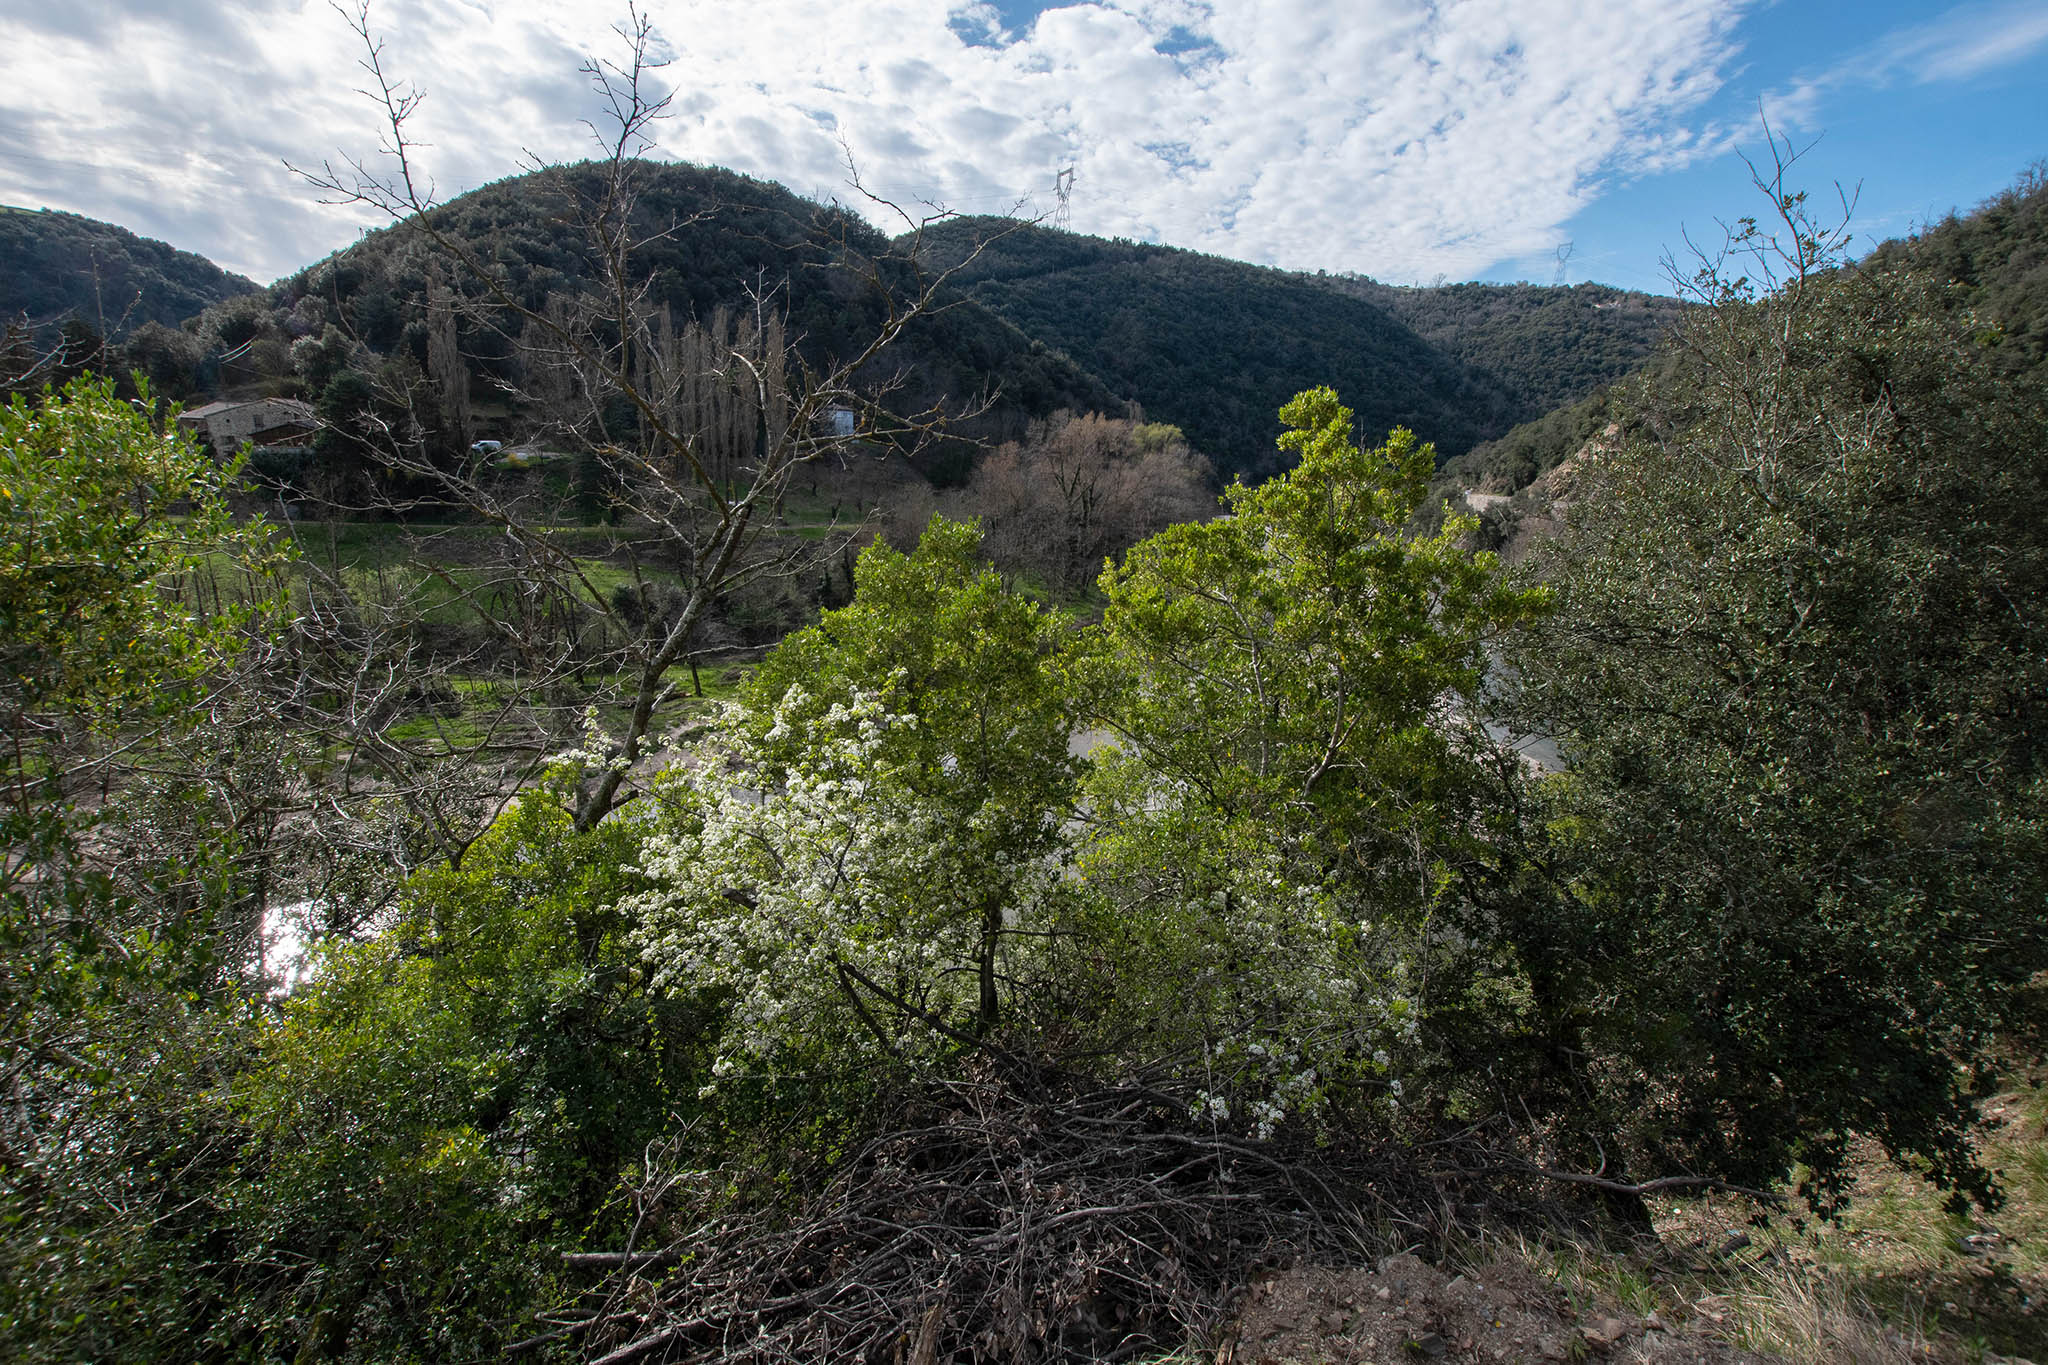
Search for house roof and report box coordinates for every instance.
[178,397,317,423]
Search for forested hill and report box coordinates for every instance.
[1317,274,1684,417]
[234,162,1121,479]
[907,218,1677,479]
[58,163,1684,485]
[0,206,259,337]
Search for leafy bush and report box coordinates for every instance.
[227,794,713,1359]
[1501,213,2048,1211]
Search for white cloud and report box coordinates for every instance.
[1765,0,2048,132]
[0,0,1751,284]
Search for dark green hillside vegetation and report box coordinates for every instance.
[235,161,1118,486]
[1319,274,1685,415]
[910,218,1519,478]
[1865,160,2048,367]
[1428,348,1691,555]
[1443,163,2048,518]
[1497,166,2048,1216]
[1441,383,1619,496]
[909,218,1677,479]
[0,205,258,339]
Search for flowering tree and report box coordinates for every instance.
[634,393,1546,1142]
[633,518,1080,1078]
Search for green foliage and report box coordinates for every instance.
[744,516,1079,853]
[227,794,708,1359]
[635,472,1540,1136]
[1073,388,1549,1127]
[1442,164,2048,512]
[0,976,258,1362]
[1504,252,2048,1210]
[1087,388,1544,897]
[0,375,285,987]
[637,518,1080,1074]
[914,219,1518,478]
[0,376,272,724]
[0,377,288,1362]
[119,319,208,397]
[1864,161,2048,372]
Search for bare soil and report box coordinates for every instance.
[1221,1253,1772,1365]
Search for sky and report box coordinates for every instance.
[0,0,2043,294]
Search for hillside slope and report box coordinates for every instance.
[1323,274,1685,416]
[1864,161,2048,367]
[0,206,259,337]
[909,219,1678,479]
[248,162,1122,480]
[1435,164,2048,551]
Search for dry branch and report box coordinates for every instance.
[553,1068,1423,1364]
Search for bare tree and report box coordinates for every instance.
[958,411,1216,594]
[294,3,1007,832]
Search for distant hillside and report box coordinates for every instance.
[1436,346,1691,503]
[237,162,1122,481]
[907,219,1677,479]
[1316,275,1685,417]
[100,164,1684,488]
[0,206,259,337]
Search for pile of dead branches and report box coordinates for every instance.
[526,1069,1434,1364]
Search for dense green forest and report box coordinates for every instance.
[4,131,2046,1362]
[1311,273,1684,415]
[908,219,1676,478]
[0,205,259,336]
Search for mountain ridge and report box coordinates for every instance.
[11,166,1683,484]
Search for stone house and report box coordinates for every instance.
[178,397,318,457]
